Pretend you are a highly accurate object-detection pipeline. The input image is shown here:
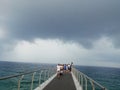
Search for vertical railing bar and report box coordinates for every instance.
[45,70,47,80]
[78,72,80,83]
[79,74,81,85]
[80,72,82,85]
[79,73,81,84]
[31,72,36,90]
[81,74,83,89]
[44,70,47,81]
[77,71,79,81]
[75,69,77,78]
[84,76,87,90]
[79,72,81,84]
[90,80,95,90]
[48,70,50,79]
[49,69,52,77]
[47,70,49,78]
[46,70,48,80]
[39,71,43,85]
[18,75,24,90]
[48,69,50,79]
[76,69,78,79]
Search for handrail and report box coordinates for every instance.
[0,69,45,80]
[0,68,56,90]
[72,67,107,90]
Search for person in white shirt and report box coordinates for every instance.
[57,64,61,78]
[57,64,64,78]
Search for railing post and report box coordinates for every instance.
[81,75,83,88]
[84,76,87,90]
[52,69,55,76]
[46,70,49,80]
[90,80,95,90]
[39,71,43,85]
[78,72,79,83]
[31,72,36,90]
[49,70,52,77]
[48,70,50,78]
[77,71,79,80]
[78,72,81,84]
[79,74,81,85]
[18,75,24,90]
[44,70,47,81]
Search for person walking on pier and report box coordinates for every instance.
[57,64,63,78]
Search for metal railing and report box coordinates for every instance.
[72,68,107,90]
[0,68,56,90]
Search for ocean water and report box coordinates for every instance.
[0,61,55,90]
[75,66,120,90]
[0,61,120,90]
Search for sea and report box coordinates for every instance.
[0,61,120,90]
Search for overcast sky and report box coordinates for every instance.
[0,0,120,68]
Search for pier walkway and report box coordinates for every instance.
[0,67,107,90]
[43,72,76,90]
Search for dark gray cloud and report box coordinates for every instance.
[1,0,120,48]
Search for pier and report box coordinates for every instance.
[0,67,107,90]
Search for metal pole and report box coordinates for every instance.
[31,72,36,90]
[81,75,83,89]
[84,76,87,90]
[18,75,24,90]
[90,80,95,90]
[47,70,50,79]
[44,70,47,81]
[39,71,43,85]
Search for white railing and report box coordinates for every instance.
[0,68,56,90]
[72,68,107,90]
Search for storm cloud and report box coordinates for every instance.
[0,0,120,47]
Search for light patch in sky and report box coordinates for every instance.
[2,37,120,68]
[4,39,84,64]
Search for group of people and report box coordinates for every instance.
[56,62,73,78]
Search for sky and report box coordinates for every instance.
[0,0,120,68]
